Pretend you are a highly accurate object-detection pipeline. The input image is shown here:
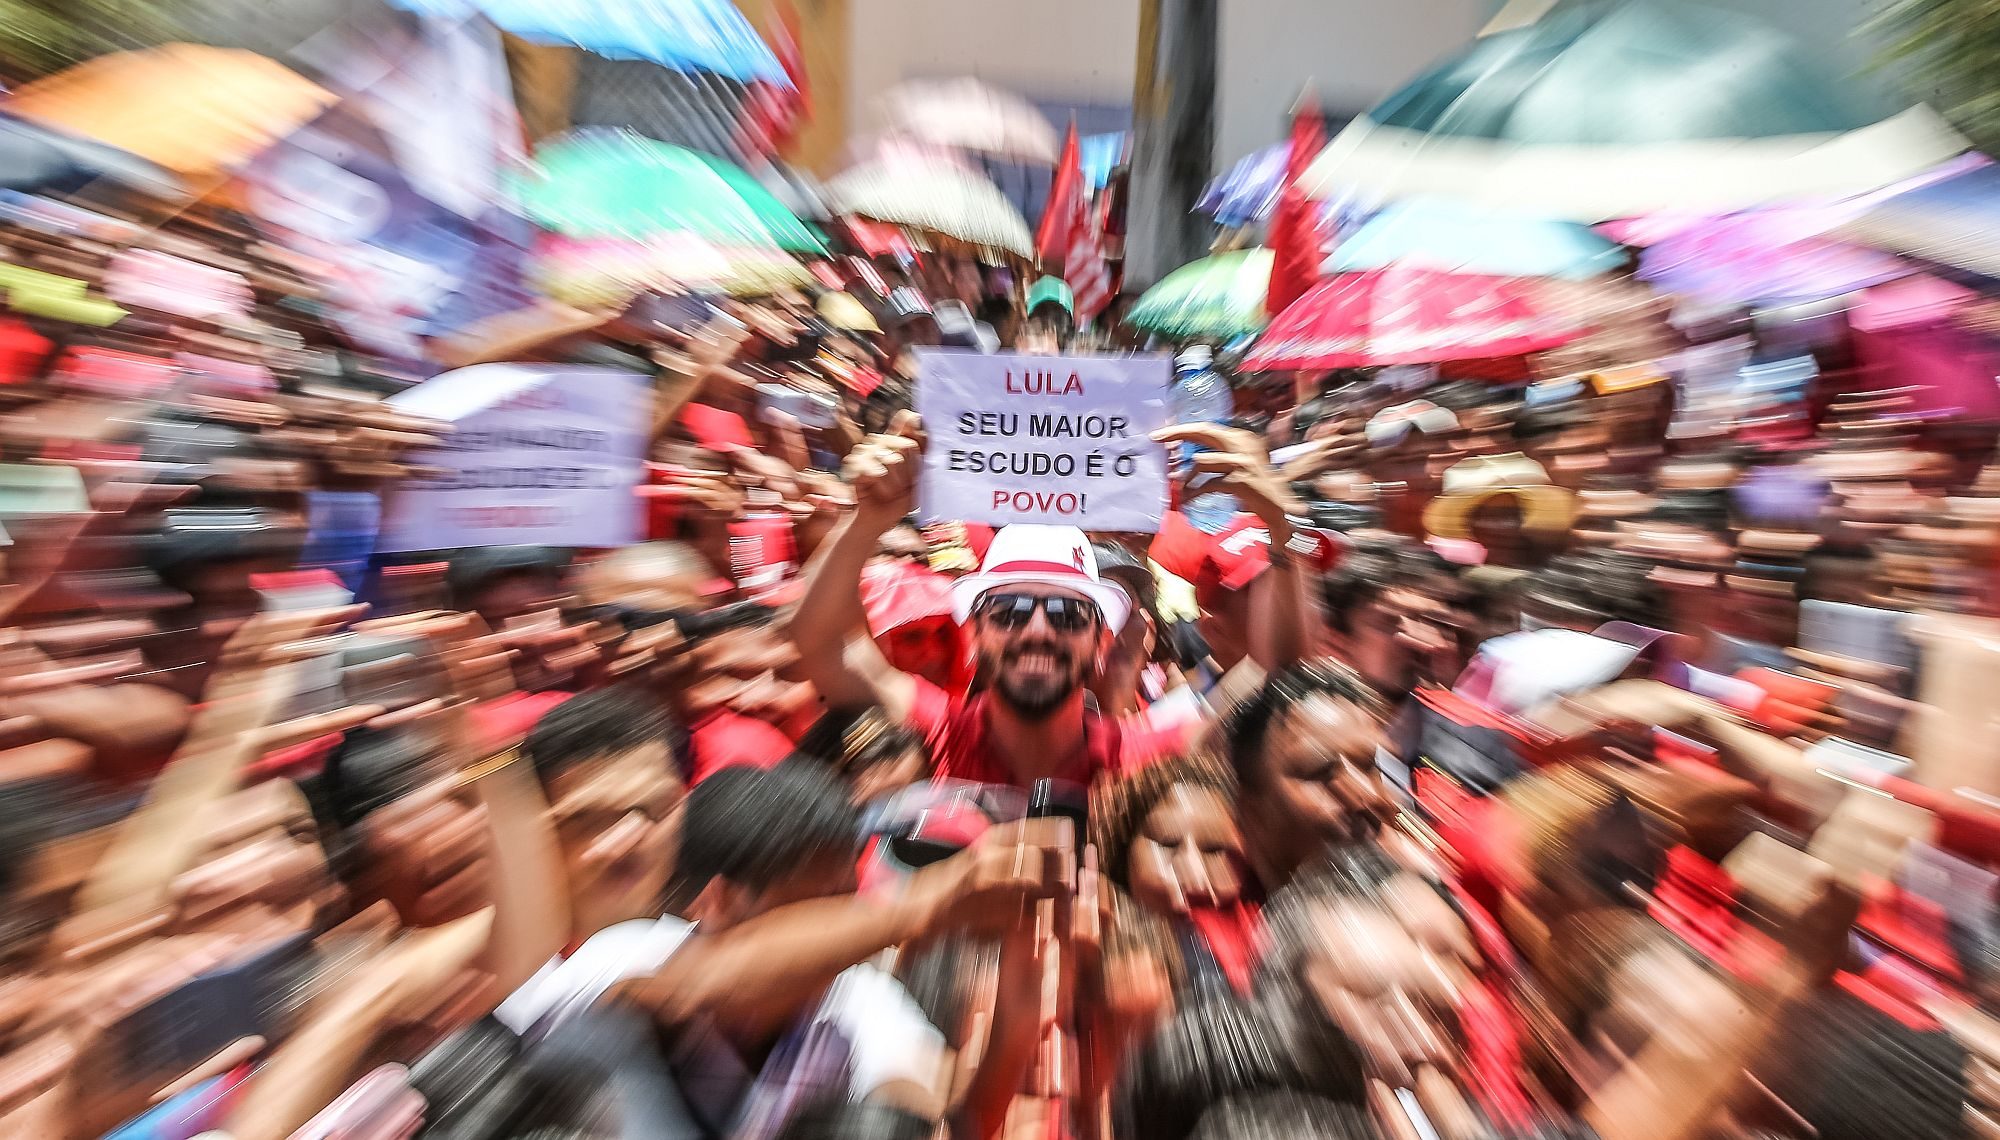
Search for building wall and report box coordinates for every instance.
[845,0,1142,153]
[1213,0,1490,167]
[840,0,1912,175]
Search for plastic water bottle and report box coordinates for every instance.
[1171,345,1239,534]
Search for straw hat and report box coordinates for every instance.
[1423,453,1576,540]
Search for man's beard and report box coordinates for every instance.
[986,642,1085,720]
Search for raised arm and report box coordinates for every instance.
[1153,424,1318,671]
[58,609,379,949]
[647,316,756,449]
[620,818,1071,1051]
[786,412,926,718]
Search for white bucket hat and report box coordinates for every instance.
[948,524,1131,631]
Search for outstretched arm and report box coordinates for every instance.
[786,412,926,718]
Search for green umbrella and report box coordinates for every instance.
[1124,249,1273,340]
[512,129,825,253]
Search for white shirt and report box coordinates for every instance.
[494,915,694,1037]
[494,915,944,1111]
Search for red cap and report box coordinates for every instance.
[677,403,755,451]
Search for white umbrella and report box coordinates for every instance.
[881,77,1061,165]
[826,151,1035,260]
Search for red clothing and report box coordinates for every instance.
[688,707,797,783]
[902,679,1188,789]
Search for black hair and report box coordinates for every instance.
[792,707,929,784]
[1189,1092,1382,1140]
[1647,489,1734,536]
[1319,536,1411,636]
[1757,988,1971,1140]
[522,685,677,792]
[307,724,440,833]
[445,546,567,609]
[771,1101,934,1140]
[1513,402,1584,450]
[672,760,859,898]
[1221,661,1385,792]
[1113,992,1365,1140]
[1524,551,1664,630]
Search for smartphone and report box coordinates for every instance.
[252,569,354,614]
[1027,778,1088,836]
[1803,736,1914,781]
[107,933,316,1085]
[339,632,448,712]
[633,292,720,336]
[756,383,840,430]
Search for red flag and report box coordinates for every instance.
[740,0,809,158]
[1037,123,1112,323]
[1037,122,1086,264]
[1265,95,1327,318]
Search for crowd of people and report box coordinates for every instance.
[2,196,2000,1140]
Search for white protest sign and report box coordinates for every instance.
[915,349,1171,532]
[380,363,647,552]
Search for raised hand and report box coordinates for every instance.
[1151,423,1306,536]
[842,411,926,532]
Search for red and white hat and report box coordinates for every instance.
[949,524,1131,631]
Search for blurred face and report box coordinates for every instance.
[1128,785,1248,914]
[1343,586,1455,700]
[1297,878,1479,1088]
[471,570,561,628]
[970,585,1109,720]
[1244,694,1390,875]
[1468,496,1531,568]
[878,526,930,563]
[172,781,335,941]
[545,743,683,933]
[357,778,491,929]
[883,618,958,689]
[687,623,817,738]
[849,745,929,805]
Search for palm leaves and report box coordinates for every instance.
[1869,0,2000,152]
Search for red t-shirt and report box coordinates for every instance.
[688,707,797,784]
[902,679,1189,789]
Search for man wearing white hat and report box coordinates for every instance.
[789,416,1304,789]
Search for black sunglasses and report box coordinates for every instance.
[975,593,1100,633]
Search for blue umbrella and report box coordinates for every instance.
[391,0,784,85]
[1080,132,1126,192]
[1332,199,1626,280]
[1198,144,1285,227]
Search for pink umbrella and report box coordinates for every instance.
[1243,268,1585,371]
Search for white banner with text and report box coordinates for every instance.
[915,349,1171,532]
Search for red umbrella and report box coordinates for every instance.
[1242,268,1585,371]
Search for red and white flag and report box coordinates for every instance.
[1037,122,1113,324]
